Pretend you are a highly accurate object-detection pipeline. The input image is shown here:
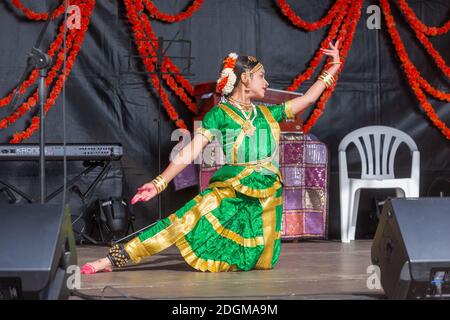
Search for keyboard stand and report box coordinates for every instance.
[46,160,112,203]
[0,160,113,204]
[0,180,34,203]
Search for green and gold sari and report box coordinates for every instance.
[117,101,295,272]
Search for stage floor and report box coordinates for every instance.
[74,240,385,300]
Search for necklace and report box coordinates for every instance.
[228,97,252,109]
[228,99,257,137]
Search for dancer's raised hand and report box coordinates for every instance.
[320,39,341,62]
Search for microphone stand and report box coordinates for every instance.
[6,4,59,204]
[28,49,52,204]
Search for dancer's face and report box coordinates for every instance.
[247,68,269,100]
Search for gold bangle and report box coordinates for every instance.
[318,71,335,88]
[318,78,328,88]
[152,179,166,194]
[327,61,342,65]
[152,175,168,194]
[322,70,335,80]
[156,175,168,192]
[318,75,334,88]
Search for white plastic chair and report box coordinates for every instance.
[338,126,420,243]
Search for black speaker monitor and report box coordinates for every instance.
[0,205,77,300]
[371,197,450,299]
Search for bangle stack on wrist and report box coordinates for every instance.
[152,174,168,194]
[318,70,335,89]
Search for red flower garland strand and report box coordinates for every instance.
[277,0,347,31]
[418,77,450,102]
[380,0,449,139]
[413,31,450,79]
[7,0,446,141]
[142,3,197,101]
[396,0,450,36]
[11,0,66,20]
[142,0,199,98]
[144,0,203,24]
[161,59,197,112]
[303,0,363,133]
[394,1,450,80]
[2,0,96,143]
[142,0,200,100]
[128,0,188,127]
[0,30,76,131]
[10,6,93,143]
[138,12,197,113]
[287,0,350,91]
[124,0,187,129]
[0,22,67,107]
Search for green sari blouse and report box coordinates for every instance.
[196,101,295,198]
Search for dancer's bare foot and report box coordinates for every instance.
[80,257,113,275]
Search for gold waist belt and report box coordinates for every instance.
[225,149,278,167]
[225,158,280,175]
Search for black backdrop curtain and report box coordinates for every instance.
[0,0,448,239]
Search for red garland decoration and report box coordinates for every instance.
[144,0,203,24]
[168,64,194,96]
[0,19,67,108]
[287,0,350,91]
[394,0,450,80]
[124,0,205,129]
[124,0,188,129]
[1,0,96,143]
[380,0,449,140]
[7,0,445,141]
[411,30,450,81]
[418,77,450,102]
[302,0,363,133]
[396,0,450,36]
[0,30,76,131]
[138,13,197,113]
[141,0,201,99]
[11,0,66,20]
[277,0,347,31]
[161,60,196,111]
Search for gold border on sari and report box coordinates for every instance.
[124,187,235,263]
[208,180,282,198]
[218,104,247,164]
[258,105,280,144]
[176,236,237,272]
[207,163,283,198]
[204,212,265,247]
[255,195,283,270]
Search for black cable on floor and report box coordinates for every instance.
[70,287,148,300]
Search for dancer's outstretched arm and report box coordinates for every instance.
[80,134,211,274]
[131,133,211,204]
[288,39,342,116]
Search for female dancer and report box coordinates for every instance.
[81,40,341,274]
